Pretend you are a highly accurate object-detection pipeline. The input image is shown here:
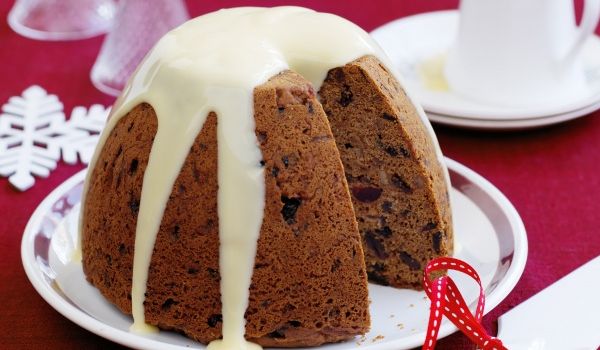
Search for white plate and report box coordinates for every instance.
[427,97,600,130]
[371,10,600,122]
[21,158,527,350]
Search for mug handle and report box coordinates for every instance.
[564,0,600,65]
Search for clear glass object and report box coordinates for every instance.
[90,0,190,96]
[7,0,117,41]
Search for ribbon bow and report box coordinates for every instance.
[422,257,507,350]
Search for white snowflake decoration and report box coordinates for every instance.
[0,85,109,191]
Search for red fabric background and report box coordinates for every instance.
[1,1,599,349]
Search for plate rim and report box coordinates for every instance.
[21,157,528,350]
[426,97,600,130]
[370,10,600,122]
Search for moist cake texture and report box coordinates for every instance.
[319,56,453,289]
[80,6,453,349]
[83,72,371,347]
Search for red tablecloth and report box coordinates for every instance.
[1,1,599,349]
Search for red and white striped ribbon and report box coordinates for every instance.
[422,257,507,350]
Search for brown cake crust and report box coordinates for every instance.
[82,71,370,346]
[319,55,453,289]
[82,102,157,314]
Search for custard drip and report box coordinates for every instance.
[79,7,449,349]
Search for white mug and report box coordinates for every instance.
[445,0,600,108]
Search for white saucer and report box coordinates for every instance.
[428,97,600,130]
[371,10,600,123]
[21,159,527,350]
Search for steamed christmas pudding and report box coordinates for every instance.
[80,6,453,348]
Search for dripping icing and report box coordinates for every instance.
[79,6,450,350]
